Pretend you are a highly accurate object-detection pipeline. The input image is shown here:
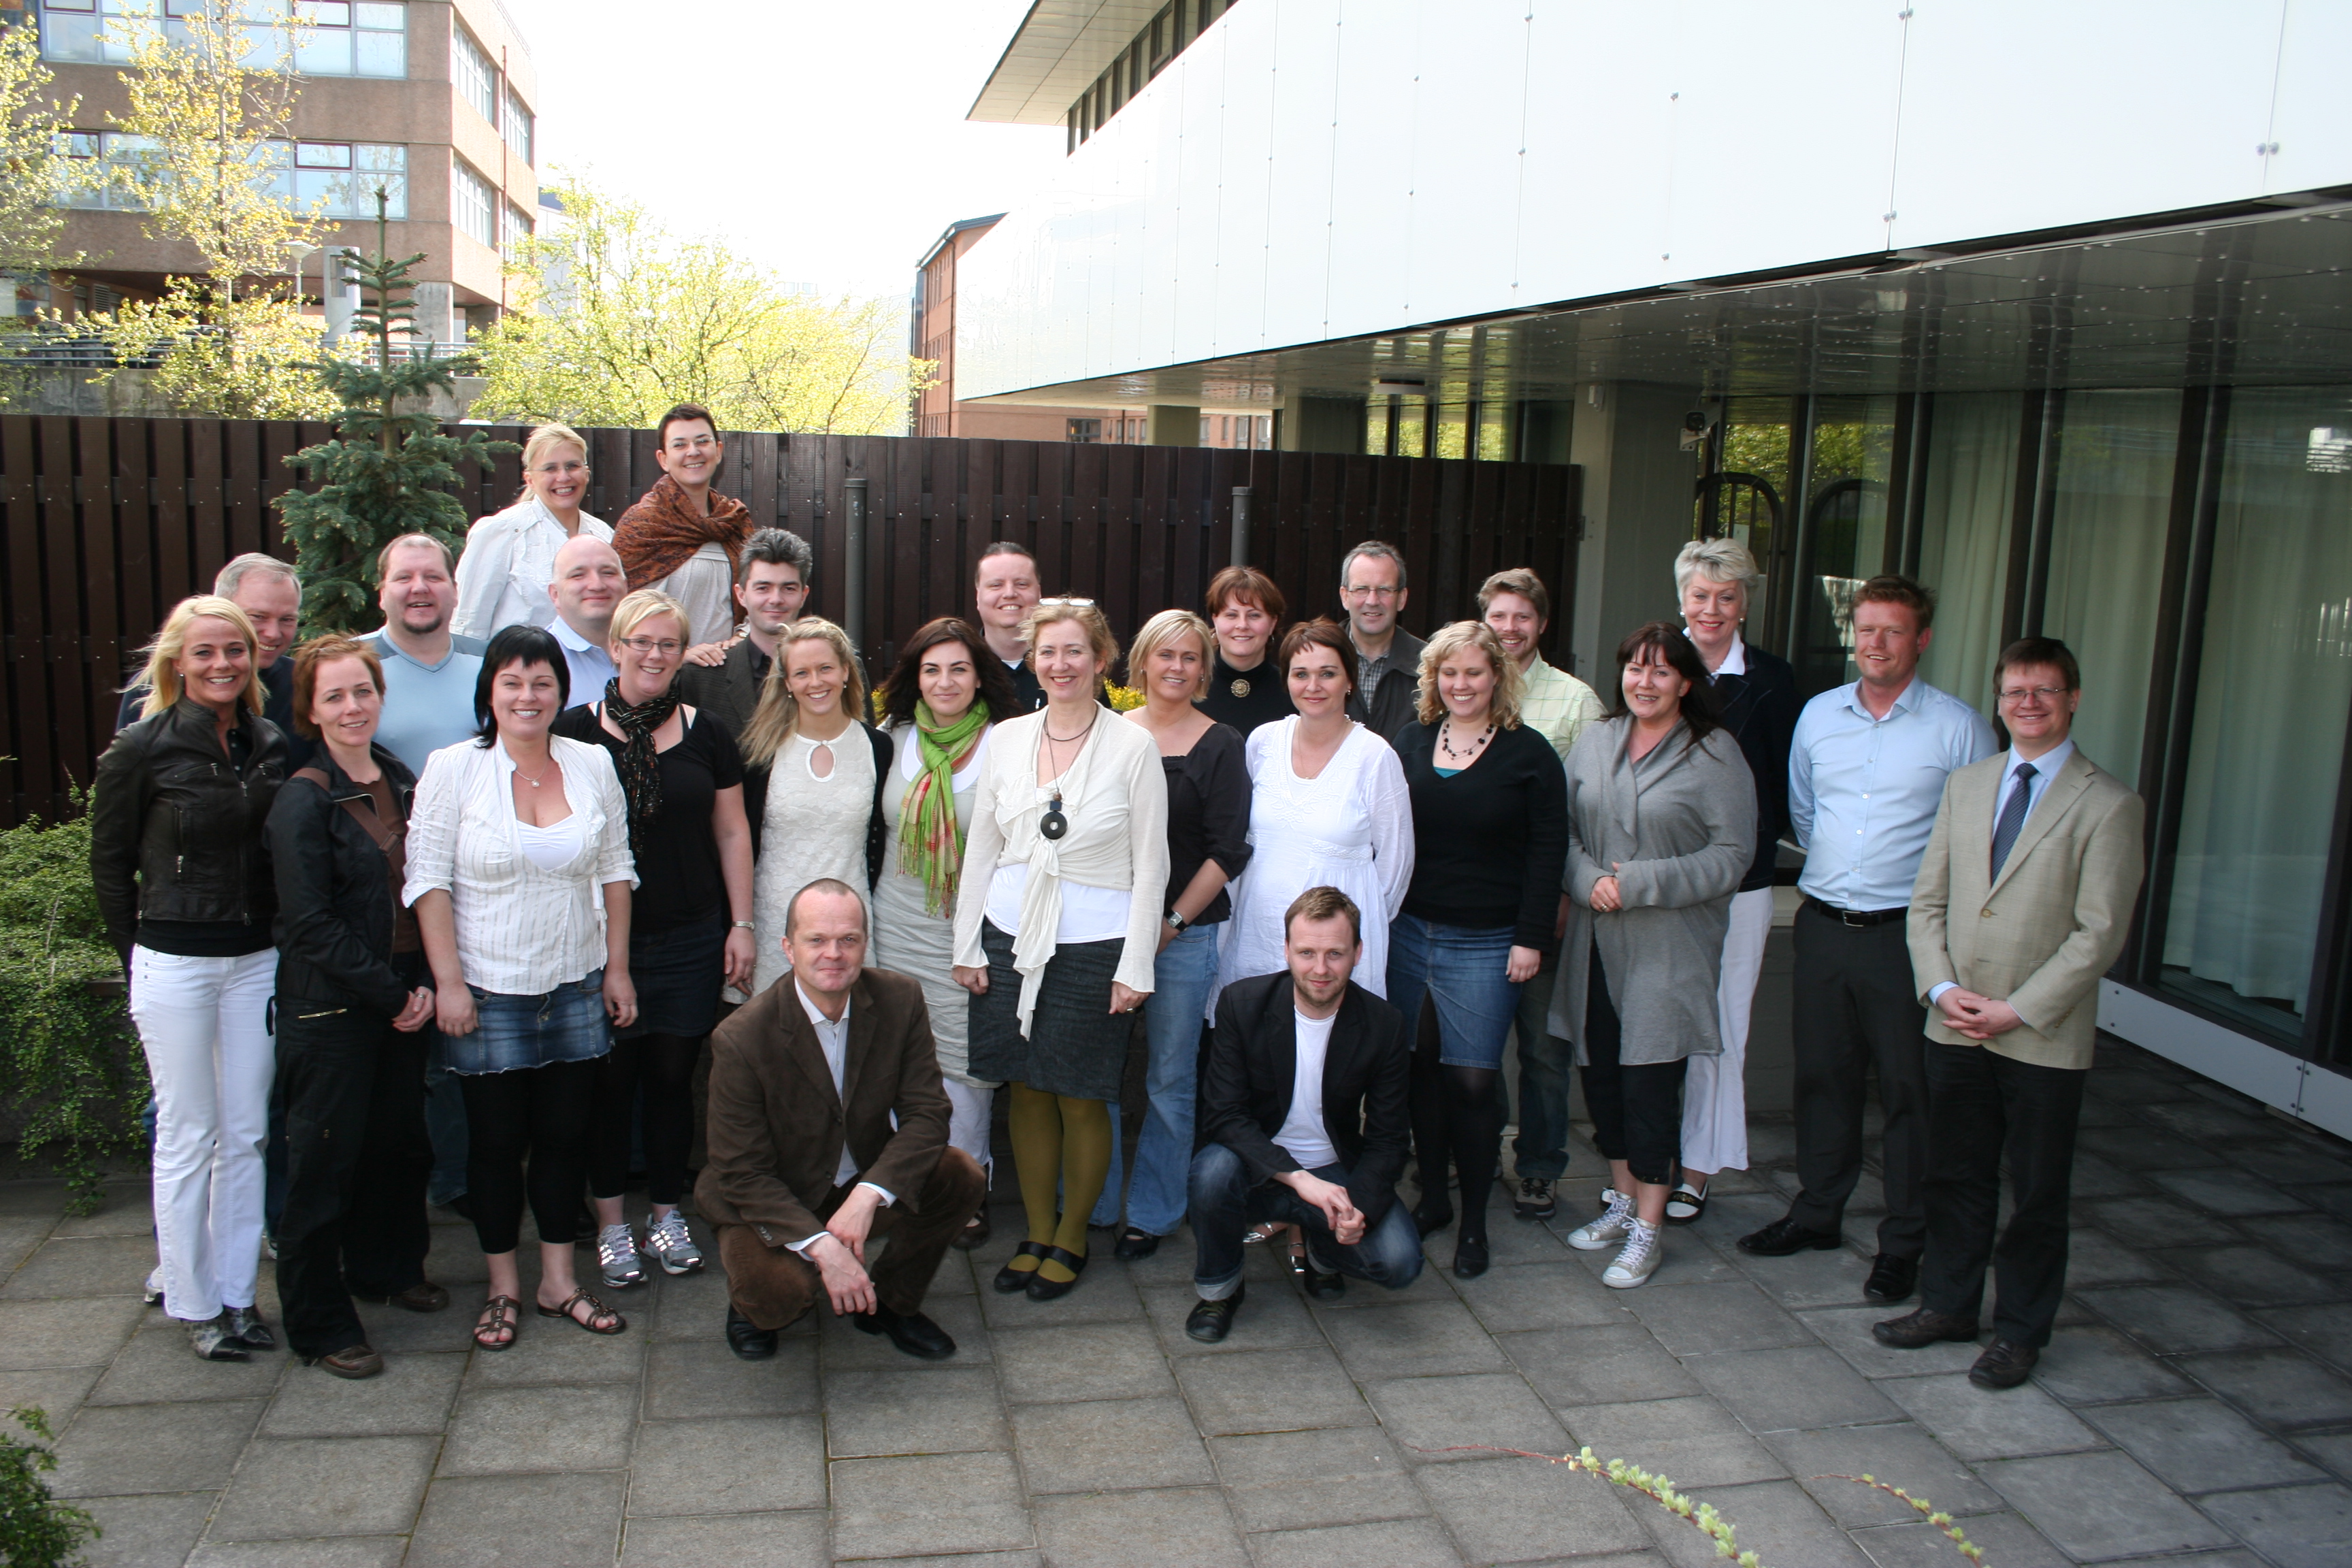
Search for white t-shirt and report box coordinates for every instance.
[1274,1007,1339,1169]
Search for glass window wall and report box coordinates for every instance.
[1793,395,1897,698]
[1912,391,2020,713]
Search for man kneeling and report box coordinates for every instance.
[697,879,985,1360]
[1187,887,1422,1341]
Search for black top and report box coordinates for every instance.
[1004,657,1046,714]
[552,703,745,933]
[265,743,419,1015]
[1160,721,1253,926]
[1200,972,1411,1224]
[119,655,314,771]
[1394,719,1571,950]
[1196,652,1296,734]
[1708,643,1799,893]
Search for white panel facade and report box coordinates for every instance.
[959,0,2348,402]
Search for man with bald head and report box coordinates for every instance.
[548,534,627,708]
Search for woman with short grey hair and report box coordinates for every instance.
[1666,538,1797,1226]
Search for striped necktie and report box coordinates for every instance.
[1990,763,2038,879]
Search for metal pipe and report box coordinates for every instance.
[843,476,868,660]
[1230,485,1252,567]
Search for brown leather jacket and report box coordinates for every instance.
[695,966,953,1247]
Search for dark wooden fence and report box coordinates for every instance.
[1,416,1582,826]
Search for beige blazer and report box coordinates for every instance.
[1907,748,2145,1070]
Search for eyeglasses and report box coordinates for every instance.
[1037,596,1096,607]
[619,637,685,656]
[1343,584,1401,600]
[1997,685,2071,704]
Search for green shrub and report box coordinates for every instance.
[0,1407,99,1568]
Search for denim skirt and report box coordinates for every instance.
[619,916,726,1041]
[1384,915,1522,1070]
[446,968,612,1075]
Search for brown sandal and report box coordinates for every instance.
[536,1287,626,1335]
[473,1294,521,1352]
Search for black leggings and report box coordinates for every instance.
[588,1032,700,1206]
[1408,1002,1505,1241]
[459,1058,599,1254]
[1579,943,1687,1187]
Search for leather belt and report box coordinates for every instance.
[1803,896,1908,929]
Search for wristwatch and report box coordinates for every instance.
[1165,910,1189,933]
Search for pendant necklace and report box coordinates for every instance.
[1439,717,1496,763]
[1040,711,1098,841]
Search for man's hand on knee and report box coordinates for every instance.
[805,1232,878,1316]
[1277,1171,1363,1245]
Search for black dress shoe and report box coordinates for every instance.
[1864,1253,1919,1304]
[1411,1201,1454,1239]
[951,1208,992,1251]
[1452,1234,1490,1279]
[1736,1216,1842,1256]
[1114,1228,1161,1262]
[725,1306,778,1360]
[853,1303,957,1360]
[1185,1284,1244,1343]
[1025,1245,1088,1302]
[1872,1306,1980,1349]
[1303,1260,1345,1298]
[993,1240,1050,1293]
[1969,1338,2039,1390]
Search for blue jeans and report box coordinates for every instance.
[1091,923,1220,1233]
[1188,1143,1423,1299]
[1384,914,1522,1068]
[1512,964,1575,1181]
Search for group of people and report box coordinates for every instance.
[90,402,2143,1398]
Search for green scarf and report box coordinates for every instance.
[898,698,990,915]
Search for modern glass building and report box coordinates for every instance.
[956,0,2352,1135]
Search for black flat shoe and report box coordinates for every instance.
[1303,1262,1345,1298]
[1452,1235,1490,1279]
[1411,1202,1454,1239]
[1185,1284,1244,1343]
[1969,1338,2039,1390]
[853,1303,957,1360]
[951,1209,992,1251]
[993,1240,1051,1293]
[1864,1254,1919,1304]
[1114,1228,1161,1262]
[1872,1307,1979,1349]
[725,1306,778,1360]
[1025,1245,1088,1302]
[1736,1216,1842,1256]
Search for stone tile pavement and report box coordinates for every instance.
[5,1034,2351,1566]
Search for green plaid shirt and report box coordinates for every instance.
[1520,658,1605,763]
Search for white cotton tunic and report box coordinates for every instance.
[1216,718,1414,1001]
[450,494,612,640]
[869,719,994,1085]
[750,729,877,996]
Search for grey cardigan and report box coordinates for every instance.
[1548,716,1755,1066]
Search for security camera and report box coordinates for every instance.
[1683,410,1712,433]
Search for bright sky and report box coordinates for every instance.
[497,0,1066,304]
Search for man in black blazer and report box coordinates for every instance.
[676,527,813,738]
[1186,887,1422,1341]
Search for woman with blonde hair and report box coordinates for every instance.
[554,589,754,1288]
[91,595,290,1360]
[1386,620,1568,1279]
[452,423,612,640]
[953,600,1168,1300]
[743,617,893,995]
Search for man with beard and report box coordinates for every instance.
[359,535,486,776]
[613,405,754,649]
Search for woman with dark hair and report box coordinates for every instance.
[553,589,754,1290]
[1197,566,1295,733]
[1387,621,1568,1279]
[1552,621,1754,1290]
[406,624,639,1350]
[870,617,1019,1247]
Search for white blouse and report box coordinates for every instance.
[451,493,612,640]
[404,736,637,995]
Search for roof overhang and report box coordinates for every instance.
[967,1,1165,125]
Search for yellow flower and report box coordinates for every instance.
[1103,683,1147,711]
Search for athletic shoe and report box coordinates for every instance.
[1602,1219,1663,1288]
[1567,1188,1636,1251]
[596,1222,647,1288]
[644,1210,704,1275]
[1512,1177,1556,1221]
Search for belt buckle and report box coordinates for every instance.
[1840,907,1870,928]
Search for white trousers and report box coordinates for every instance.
[1681,887,1774,1177]
[129,946,276,1322]
[943,1079,995,1186]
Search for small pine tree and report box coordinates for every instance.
[277,193,516,632]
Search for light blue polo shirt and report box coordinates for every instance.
[360,628,487,777]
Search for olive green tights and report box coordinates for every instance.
[1004,1082,1111,1284]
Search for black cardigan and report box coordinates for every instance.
[265,744,418,1016]
[1200,972,1411,1224]
[1708,643,1798,893]
[740,722,894,889]
[1393,718,1570,950]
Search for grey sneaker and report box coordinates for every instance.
[1512,1177,1556,1221]
[596,1223,648,1288]
[1603,1219,1664,1288]
[644,1210,704,1275]
[1568,1188,1636,1251]
[186,1316,250,1362]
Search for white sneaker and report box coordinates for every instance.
[596,1222,647,1288]
[1603,1219,1663,1288]
[1568,1189,1636,1251]
[644,1209,704,1275]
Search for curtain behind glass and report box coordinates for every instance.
[2161,387,2352,1024]
[1914,393,2019,713]
[2040,390,2180,785]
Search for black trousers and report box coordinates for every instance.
[1578,942,1687,1187]
[461,1058,600,1255]
[271,954,434,1359]
[1919,1041,2086,1348]
[1786,904,1931,1257]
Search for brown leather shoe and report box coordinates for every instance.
[1969,1338,2040,1390]
[306,1343,385,1379]
[354,1281,451,1313]
[1872,1307,1979,1349]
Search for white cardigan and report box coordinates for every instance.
[951,709,1169,1034]
[404,735,637,995]
[451,493,612,641]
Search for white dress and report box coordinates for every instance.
[869,720,994,1085]
[751,728,877,995]
[1216,718,1415,1000]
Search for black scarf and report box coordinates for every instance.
[602,678,681,859]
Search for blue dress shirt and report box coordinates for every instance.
[1789,676,1997,912]
[1988,737,2074,836]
